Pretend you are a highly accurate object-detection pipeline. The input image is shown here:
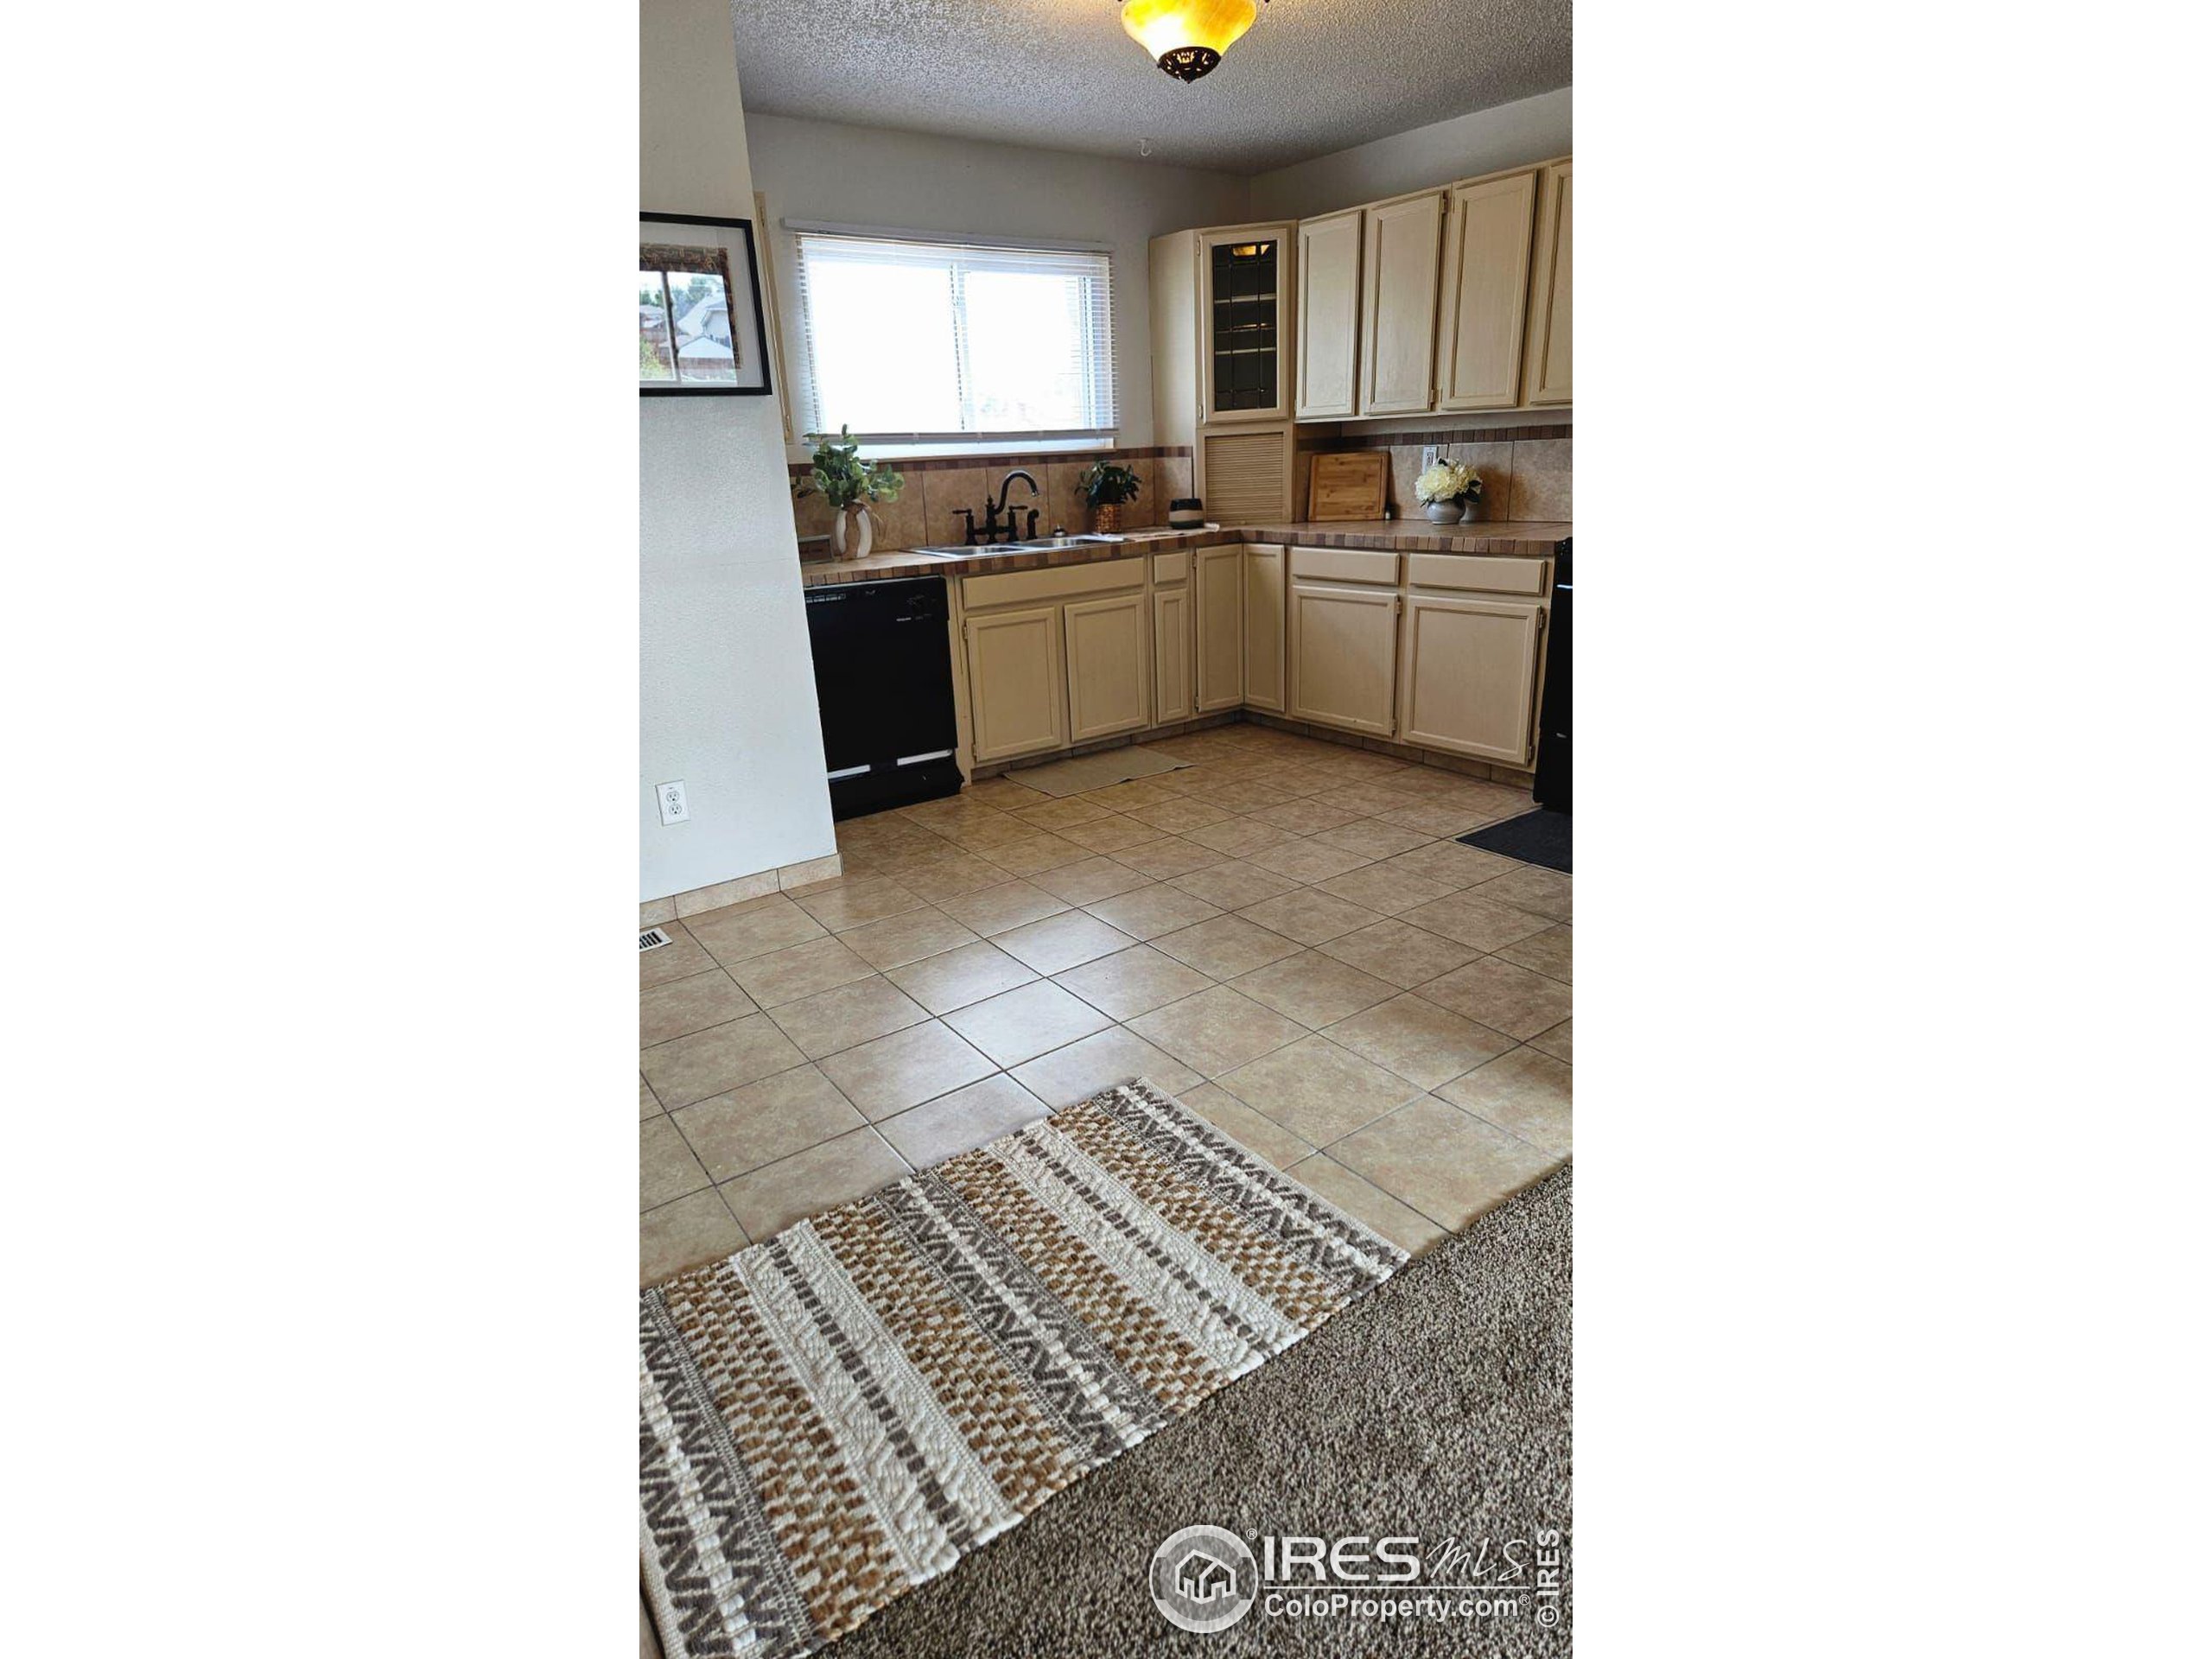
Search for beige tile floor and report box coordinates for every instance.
[639,722,1571,1283]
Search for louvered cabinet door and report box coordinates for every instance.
[1198,425,1294,524]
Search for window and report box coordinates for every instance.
[640,245,737,385]
[790,232,1116,442]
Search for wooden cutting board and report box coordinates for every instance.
[1306,451,1389,521]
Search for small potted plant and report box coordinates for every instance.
[793,425,905,559]
[1079,460,1141,532]
[1414,459,1482,524]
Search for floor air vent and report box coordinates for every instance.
[639,927,673,951]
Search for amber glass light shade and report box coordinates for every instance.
[1120,0,1260,81]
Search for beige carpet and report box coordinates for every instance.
[823,1163,1573,1656]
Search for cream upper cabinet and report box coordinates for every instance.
[1398,592,1545,763]
[1436,170,1540,411]
[1062,591,1150,742]
[1358,191,1445,416]
[1242,543,1286,713]
[1288,580,1398,736]
[1522,161,1573,407]
[1198,225,1294,425]
[1193,545,1245,712]
[1294,210,1362,420]
[965,605,1065,763]
[1152,582,1192,724]
[1154,160,1562,437]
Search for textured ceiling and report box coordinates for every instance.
[728,0,1572,175]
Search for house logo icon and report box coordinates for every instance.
[1149,1525,1257,1632]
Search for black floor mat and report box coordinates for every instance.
[1458,808,1572,873]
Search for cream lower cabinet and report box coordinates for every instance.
[964,605,1067,763]
[1288,581,1399,736]
[1063,591,1150,742]
[1243,543,1285,712]
[1153,582,1192,724]
[1397,592,1545,764]
[1193,545,1244,712]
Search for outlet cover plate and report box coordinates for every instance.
[656,780,689,825]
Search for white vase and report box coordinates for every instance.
[832,504,874,560]
[1423,501,1465,524]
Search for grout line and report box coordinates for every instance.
[647,746,1563,1231]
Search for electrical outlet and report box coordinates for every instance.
[1421,445,1443,471]
[656,780,689,826]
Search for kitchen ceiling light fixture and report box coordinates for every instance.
[1120,0,1265,83]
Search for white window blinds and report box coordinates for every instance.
[790,231,1116,442]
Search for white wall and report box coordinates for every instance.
[1249,87,1573,220]
[640,0,834,902]
[741,113,1251,449]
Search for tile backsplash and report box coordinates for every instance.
[791,447,1193,558]
[788,424,1570,558]
[1294,422,1571,523]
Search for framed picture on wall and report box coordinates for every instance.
[639,213,773,396]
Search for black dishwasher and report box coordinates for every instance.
[803,576,963,821]
[1532,542,1571,811]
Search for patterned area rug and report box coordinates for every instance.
[639,1078,1408,1659]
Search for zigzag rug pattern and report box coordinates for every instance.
[639,1078,1407,1659]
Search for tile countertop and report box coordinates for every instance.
[798,520,1573,588]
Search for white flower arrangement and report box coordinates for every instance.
[1414,460,1483,505]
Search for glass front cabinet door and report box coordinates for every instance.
[1198,226,1294,424]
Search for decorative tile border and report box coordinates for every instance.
[640,850,846,927]
[1300,421,1571,448]
[786,443,1192,481]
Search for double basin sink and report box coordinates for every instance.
[909,536,1090,559]
[910,529,1193,560]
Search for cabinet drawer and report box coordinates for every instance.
[1289,545,1400,586]
[963,556,1143,610]
[1152,550,1191,585]
[1406,552,1548,597]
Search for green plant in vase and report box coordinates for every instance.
[794,425,905,559]
[1078,460,1141,532]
